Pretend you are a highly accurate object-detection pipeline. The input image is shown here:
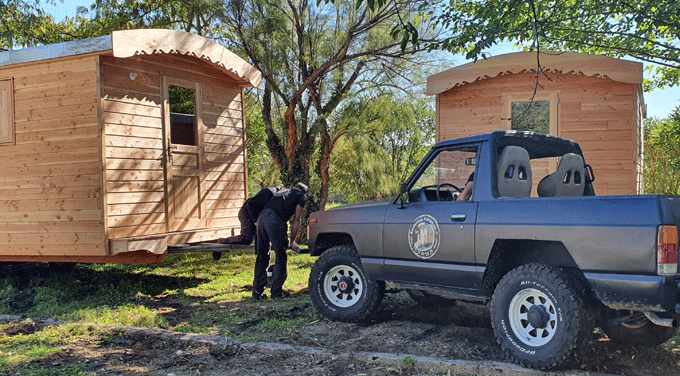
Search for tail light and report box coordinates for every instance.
[657,225,679,275]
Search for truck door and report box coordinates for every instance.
[383,145,480,290]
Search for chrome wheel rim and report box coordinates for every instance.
[323,264,363,308]
[508,288,558,347]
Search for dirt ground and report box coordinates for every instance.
[4,290,680,376]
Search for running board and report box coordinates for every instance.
[386,281,488,303]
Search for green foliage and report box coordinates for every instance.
[0,0,223,49]
[352,0,680,90]
[244,91,281,192]
[330,94,435,203]
[644,107,680,194]
[511,101,550,134]
[168,85,195,115]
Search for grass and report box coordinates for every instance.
[0,249,316,374]
[0,321,114,376]
[0,249,314,321]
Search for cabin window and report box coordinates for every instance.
[502,91,558,136]
[511,100,550,134]
[169,84,197,146]
[0,79,14,145]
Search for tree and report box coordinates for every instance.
[220,0,442,210]
[345,0,680,90]
[0,0,221,48]
[244,94,282,192]
[644,108,680,194]
[330,94,435,203]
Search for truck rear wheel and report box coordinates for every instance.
[490,264,590,369]
[309,245,384,322]
[600,308,679,346]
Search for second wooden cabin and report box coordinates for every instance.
[0,29,261,263]
[427,51,645,196]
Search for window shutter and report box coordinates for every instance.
[0,79,14,144]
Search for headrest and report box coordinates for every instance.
[497,146,532,198]
[537,153,585,197]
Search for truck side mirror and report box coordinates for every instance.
[398,183,408,209]
[399,183,408,196]
[465,157,476,166]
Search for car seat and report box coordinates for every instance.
[537,153,585,197]
[497,146,532,198]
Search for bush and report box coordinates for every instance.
[645,107,680,194]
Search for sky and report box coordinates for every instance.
[42,0,680,120]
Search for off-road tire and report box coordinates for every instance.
[490,264,591,369]
[600,308,679,346]
[406,290,455,308]
[309,245,384,322]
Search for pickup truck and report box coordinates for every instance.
[306,130,680,369]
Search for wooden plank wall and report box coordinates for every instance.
[101,54,245,240]
[437,72,638,196]
[0,55,105,257]
[202,80,247,229]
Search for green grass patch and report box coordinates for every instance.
[0,321,110,376]
[0,250,314,324]
[1,363,91,376]
[62,304,167,328]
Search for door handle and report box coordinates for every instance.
[167,141,177,162]
[451,214,466,222]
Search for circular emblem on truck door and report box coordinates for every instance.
[408,214,441,259]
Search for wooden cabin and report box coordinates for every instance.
[427,51,645,196]
[0,29,261,263]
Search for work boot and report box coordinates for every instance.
[271,291,291,299]
[252,290,266,300]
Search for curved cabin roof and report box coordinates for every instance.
[426,51,642,96]
[0,29,262,89]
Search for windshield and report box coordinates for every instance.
[411,147,478,199]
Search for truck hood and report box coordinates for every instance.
[311,197,392,224]
[326,197,393,211]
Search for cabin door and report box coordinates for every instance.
[162,77,207,232]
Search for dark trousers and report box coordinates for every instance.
[222,205,255,245]
[252,209,288,295]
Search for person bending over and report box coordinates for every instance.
[252,183,308,300]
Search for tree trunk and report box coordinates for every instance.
[317,131,333,210]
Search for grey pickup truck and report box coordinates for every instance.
[306,130,680,369]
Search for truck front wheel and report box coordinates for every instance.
[600,308,679,346]
[309,245,385,322]
[490,264,591,369]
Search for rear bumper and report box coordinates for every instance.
[585,272,680,313]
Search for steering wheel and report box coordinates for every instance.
[436,183,462,201]
[437,183,463,201]
[420,184,462,201]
